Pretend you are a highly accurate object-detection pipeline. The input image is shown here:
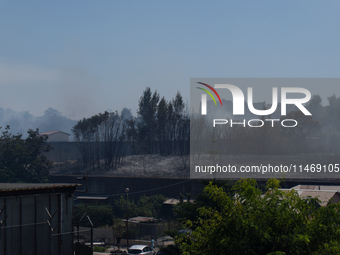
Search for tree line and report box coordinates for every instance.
[72,87,190,171]
[191,93,340,159]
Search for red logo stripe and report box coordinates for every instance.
[197,82,223,106]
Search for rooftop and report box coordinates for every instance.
[280,186,340,206]
[0,183,82,196]
[126,216,161,224]
[39,130,71,136]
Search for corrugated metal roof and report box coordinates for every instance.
[0,183,81,193]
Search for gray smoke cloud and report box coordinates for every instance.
[0,107,77,139]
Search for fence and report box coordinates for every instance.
[0,221,80,255]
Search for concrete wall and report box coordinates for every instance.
[45,142,82,162]
[45,142,131,162]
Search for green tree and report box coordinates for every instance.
[0,126,53,183]
[74,203,114,227]
[114,196,138,218]
[114,194,166,218]
[136,194,166,218]
[176,179,340,255]
[174,180,235,228]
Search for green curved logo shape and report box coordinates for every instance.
[196,87,217,106]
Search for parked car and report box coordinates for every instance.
[127,245,155,255]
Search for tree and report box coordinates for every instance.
[98,111,126,170]
[176,179,340,255]
[0,126,53,183]
[323,94,340,135]
[306,94,323,118]
[279,111,321,152]
[113,194,166,219]
[170,92,185,154]
[157,97,168,155]
[72,111,126,171]
[72,115,101,169]
[137,87,160,154]
[74,203,114,227]
[125,116,138,155]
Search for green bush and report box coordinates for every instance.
[74,203,114,227]
[93,246,106,252]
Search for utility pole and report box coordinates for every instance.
[87,216,94,251]
[125,188,129,249]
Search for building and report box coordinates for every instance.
[0,183,81,255]
[280,185,340,206]
[39,131,71,142]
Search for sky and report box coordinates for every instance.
[1,0,340,120]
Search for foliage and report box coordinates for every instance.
[74,203,114,227]
[113,196,138,218]
[71,88,190,174]
[93,246,106,252]
[135,88,189,158]
[114,194,166,218]
[174,180,236,227]
[159,244,181,255]
[0,126,53,183]
[176,179,340,255]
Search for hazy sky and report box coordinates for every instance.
[1,1,339,120]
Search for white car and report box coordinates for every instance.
[127,245,155,255]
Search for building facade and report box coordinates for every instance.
[0,183,80,255]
